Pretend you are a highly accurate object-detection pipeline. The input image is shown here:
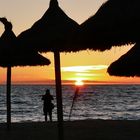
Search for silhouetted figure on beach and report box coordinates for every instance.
[42,89,54,122]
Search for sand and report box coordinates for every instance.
[0,120,140,140]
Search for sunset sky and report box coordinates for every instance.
[0,0,140,85]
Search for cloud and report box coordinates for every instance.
[76,73,100,76]
[61,65,108,72]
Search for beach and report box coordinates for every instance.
[0,120,140,140]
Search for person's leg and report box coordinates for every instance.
[45,113,47,122]
[49,111,52,122]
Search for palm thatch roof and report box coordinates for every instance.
[0,50,51,67]
[0,17,51,129]
[17,1,80,138]
[0,17,51,67]
[17,0,80,52]
[107,43,140,77]
[79,0,140,51]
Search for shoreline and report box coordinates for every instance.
[0,119,140,140]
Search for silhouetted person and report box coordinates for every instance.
[42,89,54,122]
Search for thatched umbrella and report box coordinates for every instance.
[18,0,79,139]
[0,17,51,129]
[79,0,140,51]
[107,43,140,77]
[17,0,79,52]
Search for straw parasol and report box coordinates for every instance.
[79,0,140,51]
[107,43,140,77]
[0,17,50,129]
[18,1,80,139]
[18,0,80,52]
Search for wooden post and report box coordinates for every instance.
[54,51,64,140]
[7,66,11,130]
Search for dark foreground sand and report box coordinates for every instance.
[0,120,140,140]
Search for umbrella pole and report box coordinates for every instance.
[7,66,11,130]
[54,51,64,140]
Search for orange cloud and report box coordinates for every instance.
[61,65,108,72]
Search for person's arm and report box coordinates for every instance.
[42,95,44,100]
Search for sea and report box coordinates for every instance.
[0,84,140,123]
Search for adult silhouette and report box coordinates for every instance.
[42,89,54,122]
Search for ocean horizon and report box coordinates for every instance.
[0,84,140,123]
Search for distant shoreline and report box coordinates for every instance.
[0,83,140,86]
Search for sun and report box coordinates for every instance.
[75,79,84,86]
